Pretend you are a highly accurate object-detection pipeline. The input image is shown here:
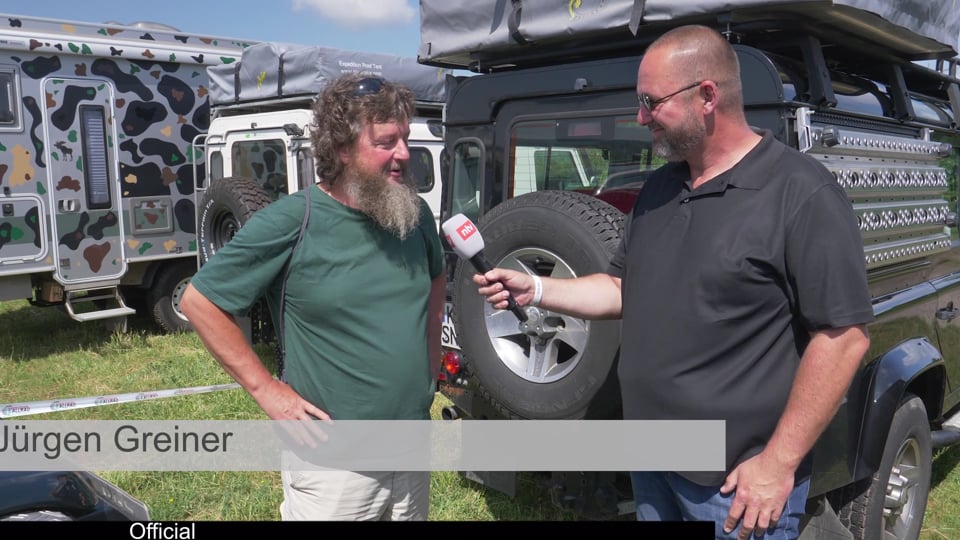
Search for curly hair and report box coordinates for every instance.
[310,73,416,185]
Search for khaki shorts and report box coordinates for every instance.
[280,470,430,521]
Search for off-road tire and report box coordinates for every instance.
[832,394,932,539]
[197,177,273,265]
[147,259,196,333]
[451,190,624,419]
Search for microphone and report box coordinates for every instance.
[441,213,528,322]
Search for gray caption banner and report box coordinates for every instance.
[0,420,724,471]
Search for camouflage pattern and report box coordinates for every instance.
[0,13,251,284]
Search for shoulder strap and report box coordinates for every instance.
[275,187,311,381]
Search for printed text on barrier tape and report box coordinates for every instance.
[0,383,242,418]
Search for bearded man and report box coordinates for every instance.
[181,73,445,521]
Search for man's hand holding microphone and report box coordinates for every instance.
[441,214,540,321]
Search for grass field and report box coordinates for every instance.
[0,299,577,521]
[1,297,959,531]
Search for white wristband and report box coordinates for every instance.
[531,274,543,307]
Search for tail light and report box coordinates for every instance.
[442,350,462,376]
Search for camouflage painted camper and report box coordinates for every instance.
[0,13,252,331]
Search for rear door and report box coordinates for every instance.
[43,77,125,284]
[205,109,313,200]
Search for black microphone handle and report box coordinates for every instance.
[468,252,496,274]
[469,253,529,322]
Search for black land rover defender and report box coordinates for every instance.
[422,1,960,537]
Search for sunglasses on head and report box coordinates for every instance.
[353,77,385,98]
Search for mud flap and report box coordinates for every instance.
[550,471,625,520]
[462,471,517,497]
[799,495,853,540]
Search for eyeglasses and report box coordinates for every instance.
[637,80,703,111]
[353,77,385,98]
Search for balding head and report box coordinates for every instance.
[644,25,744,113]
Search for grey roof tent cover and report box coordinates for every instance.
[209,42,447,105]
[417,0,960,70]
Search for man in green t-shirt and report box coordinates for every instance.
[181,73,445,520]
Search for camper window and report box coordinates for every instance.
[80,106,112,209]
[0,70,17,126]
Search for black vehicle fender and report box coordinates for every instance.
[853,337,944,479]
[0,471,149,521]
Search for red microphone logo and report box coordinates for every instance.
[456,220,477,241]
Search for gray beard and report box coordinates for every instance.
[652,115,706,162]
[344,169,422,240]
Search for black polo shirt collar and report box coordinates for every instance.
[678,129,781,197]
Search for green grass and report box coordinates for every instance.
[0,299,576,521]
[2,297,959,527]
[924,445,960,539]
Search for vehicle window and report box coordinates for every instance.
[533,149,583,191]
[449,141,482,223]
[230,139,288,198]
[296,148,314,191]
[410,147,435,193]
[509,114,659,197]
[912,97,952,126]
[207,151,224,187]
[79,106,111,209]
[0,69,17,128]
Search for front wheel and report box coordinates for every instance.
[836,394,932,540]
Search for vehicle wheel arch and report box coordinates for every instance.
[855,338,944,475]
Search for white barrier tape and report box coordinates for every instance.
[0,382,242,418]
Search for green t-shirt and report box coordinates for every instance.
[191,185,444,420]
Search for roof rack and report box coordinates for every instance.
[417,1,960,72]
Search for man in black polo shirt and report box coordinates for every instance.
[472,24,873,539]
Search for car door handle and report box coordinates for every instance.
[936,306,959,322]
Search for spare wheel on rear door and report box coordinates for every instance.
[451,190,625,419]
[197,177,273,265]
